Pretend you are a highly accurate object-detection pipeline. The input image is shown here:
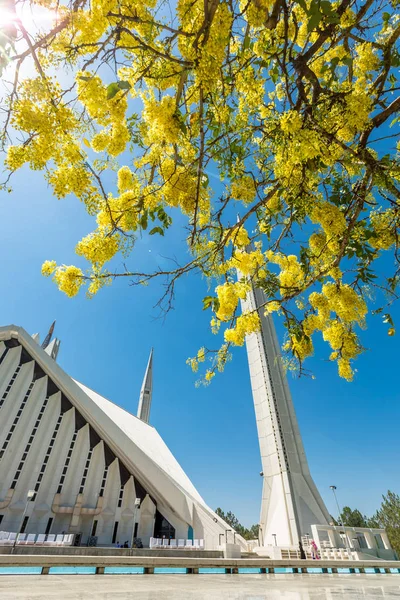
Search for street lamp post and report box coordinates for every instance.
[130,498,141,549]
[12,490,34,554]
[330,485,351,553]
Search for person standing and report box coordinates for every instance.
[310,540,319,560]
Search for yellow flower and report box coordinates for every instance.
[197,347,206,362]
[117,166,134,193]
[53,265,84,298]
[42,260,57,277]
[224,312,260,346]
[231,175,256,205]
[205,369,215,382]
[280,110,303,134]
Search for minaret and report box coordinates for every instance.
[137,349,153,424]
[32,323,61,361]
[44,338,61,361]
[41,321,56,349]
[241,282,330,548]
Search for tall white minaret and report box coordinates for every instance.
[241,282,330,548]
[137,349,153,424]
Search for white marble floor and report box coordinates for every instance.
[0,574,400,599]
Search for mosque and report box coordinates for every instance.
[0,281,395,558]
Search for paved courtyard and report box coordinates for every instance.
[0,574,400,599]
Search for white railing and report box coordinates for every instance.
[0,531,74,546]
[149,537,204,550]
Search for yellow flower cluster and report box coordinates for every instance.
[268,252,305,297]
[354,43,380,77]
[215,281,249,321]
[231,176,256,205]
[228,249,264,276]
[280,110,303,134]
[97,188,141,232]
[301,283,367,380]
[205,370,215,382]
[45,265,85,298]
[285,333,314,362]
[75,230,120,268]
[117,167,135,193]
[195,3,232,93]
[224,312,260,346]
[226,226,250,248]
[241,0,275,27]
[143,95,181,145]
[41,261,57,277]
[77,73,130,157]
[369,210,397,250]
[311,202,347,252]
[160,159,209,218]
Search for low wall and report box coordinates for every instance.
[0,554,399,574]
[0,547,222,558]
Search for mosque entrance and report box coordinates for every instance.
[153,509,175,540]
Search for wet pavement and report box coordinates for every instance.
[0,573,400,599]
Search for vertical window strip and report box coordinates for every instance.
[112,521,119,544]
[31,413,63,501]
[78,448,93,495]
[45,517,53,535]
[0,365,22,410]
[20,516,29,534]
[0,347,8,366]
[98,465,109,497]
[91,520,98,537]
[117,485,124,508]
[10,395,49,489]
[0,380,35,460]
[57,430,78,494]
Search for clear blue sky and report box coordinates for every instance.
[1,163,399,528]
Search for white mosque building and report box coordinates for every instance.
[0,324,243,549]
[0,280,396,558]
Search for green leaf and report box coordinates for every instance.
[79,75,92,82]
[202,296,214,310]
[118,80,131,90]
[106,82,120,100]
[383,313,394,326]
[307,10,322,33]
[139,212,148,230]
[149,226,164,236]
[320,0,334,15]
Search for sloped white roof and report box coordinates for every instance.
[74,380,206,507]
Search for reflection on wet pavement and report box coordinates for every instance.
[1,574,400,600]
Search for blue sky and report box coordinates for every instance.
[1,162,399,528]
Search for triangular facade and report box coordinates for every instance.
[0,325,244,549]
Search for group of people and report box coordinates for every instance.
[115,541,130,548]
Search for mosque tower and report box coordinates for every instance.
[137,348,153,424]
[240,281,330,548]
